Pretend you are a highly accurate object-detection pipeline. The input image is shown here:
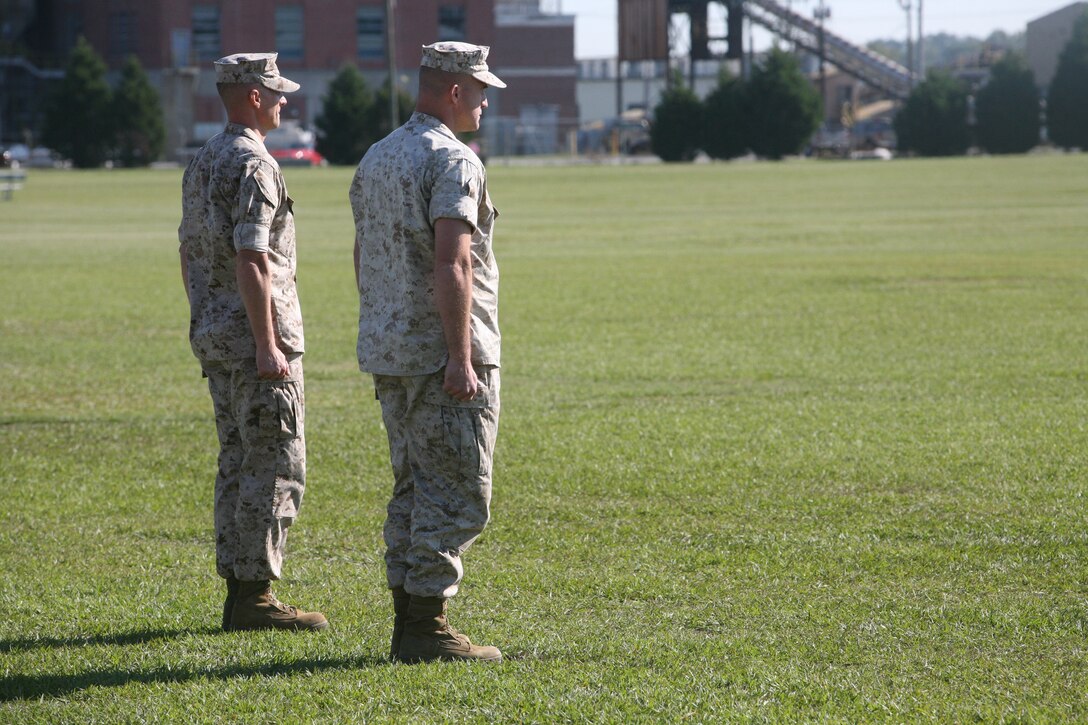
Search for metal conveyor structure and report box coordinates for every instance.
[742,0,916,99]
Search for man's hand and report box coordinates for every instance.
[443,359,478,401]
[257,344,290,380]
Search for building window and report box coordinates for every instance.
[438,5,466,41]
[276,6,304,61]
[192,5,220,61]
[108,11,137,60]
[357,6,384,60]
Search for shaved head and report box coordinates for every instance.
[215,81,286,136]
[217,82,259,107]
[415,65,489,133]
[418,66,471,98]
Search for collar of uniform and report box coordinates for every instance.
[408,111,457,141]
[224,122,265,145]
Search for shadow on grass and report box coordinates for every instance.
[0,627,222,653]
[0,654,389,702]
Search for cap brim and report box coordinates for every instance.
[262,75,301,93]
[473,70,506,89]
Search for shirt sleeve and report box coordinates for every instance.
[233,161,279,253]
[349,166,367,228]
[428,157,481,232]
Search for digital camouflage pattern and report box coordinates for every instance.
[214,52,301,93]
[349,111,499,376]
[420,42,507,89]
[352,106,503,599]
[180,122,304,362]
[181,121,307,582]
[375,367,499,598]
[203,354,306,581]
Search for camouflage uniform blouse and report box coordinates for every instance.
[179,123,304,362]
[350,111,499,376]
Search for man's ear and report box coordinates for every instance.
[450,82,462,105]
[249,86,262,108]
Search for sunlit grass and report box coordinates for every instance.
[2,154,1087,721]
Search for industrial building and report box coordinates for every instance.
[1026,2,1087,90]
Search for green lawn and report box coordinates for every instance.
[2,154,1087,721]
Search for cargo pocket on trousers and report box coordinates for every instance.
[423,371,490,478]
[257,383,300,443]
[260,382,303,519]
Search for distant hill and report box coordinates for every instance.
[868,31,1025,70]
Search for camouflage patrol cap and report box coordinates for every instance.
[420,41,507,88]
[214,52,300,93]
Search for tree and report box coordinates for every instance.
[650,76,703,162]
[111,55,166,166]
[315,65,375,165]
[744,48,821,160]
[368,79,415,142]
[867,31,1025,73]
[894,70,970,156]
[1047,11,1088,150]
[974,53,1039,154]
[702,69,748,160]
[40,37,113,168]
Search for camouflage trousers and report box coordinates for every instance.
[374,366,499,599]
[202,354,305,582]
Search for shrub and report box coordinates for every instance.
[40,37,113,168]
[703,70,748,160]
[112,56,166,166]
[650,78,703,162]
[368,79,415,142]
[315,65,376,165]
[1047,11,1088,150]
[744,48,822,160]
[975,53,1039,155]
[894,70,970,156]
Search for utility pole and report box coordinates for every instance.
[385,0,399,130]
[916,0,925,77]
[897,0,913,87]
[815,1,830,119]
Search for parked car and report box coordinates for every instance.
[4,144,70,168]
[264,121,326,167]
[269,146,327,167]
[578,109,652,156]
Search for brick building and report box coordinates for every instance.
[2,0,576,158]
[491,0,576,154]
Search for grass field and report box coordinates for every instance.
[2,154,1087,721]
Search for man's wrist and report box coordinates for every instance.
[447,353,472,367]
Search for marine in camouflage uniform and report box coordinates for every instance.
[179,52,325,632]
[350,41,506,663]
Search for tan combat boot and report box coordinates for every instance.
[222,577,240,631]
[389,586,410,661]
[229,580,329,632]
[398,595,502,663]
